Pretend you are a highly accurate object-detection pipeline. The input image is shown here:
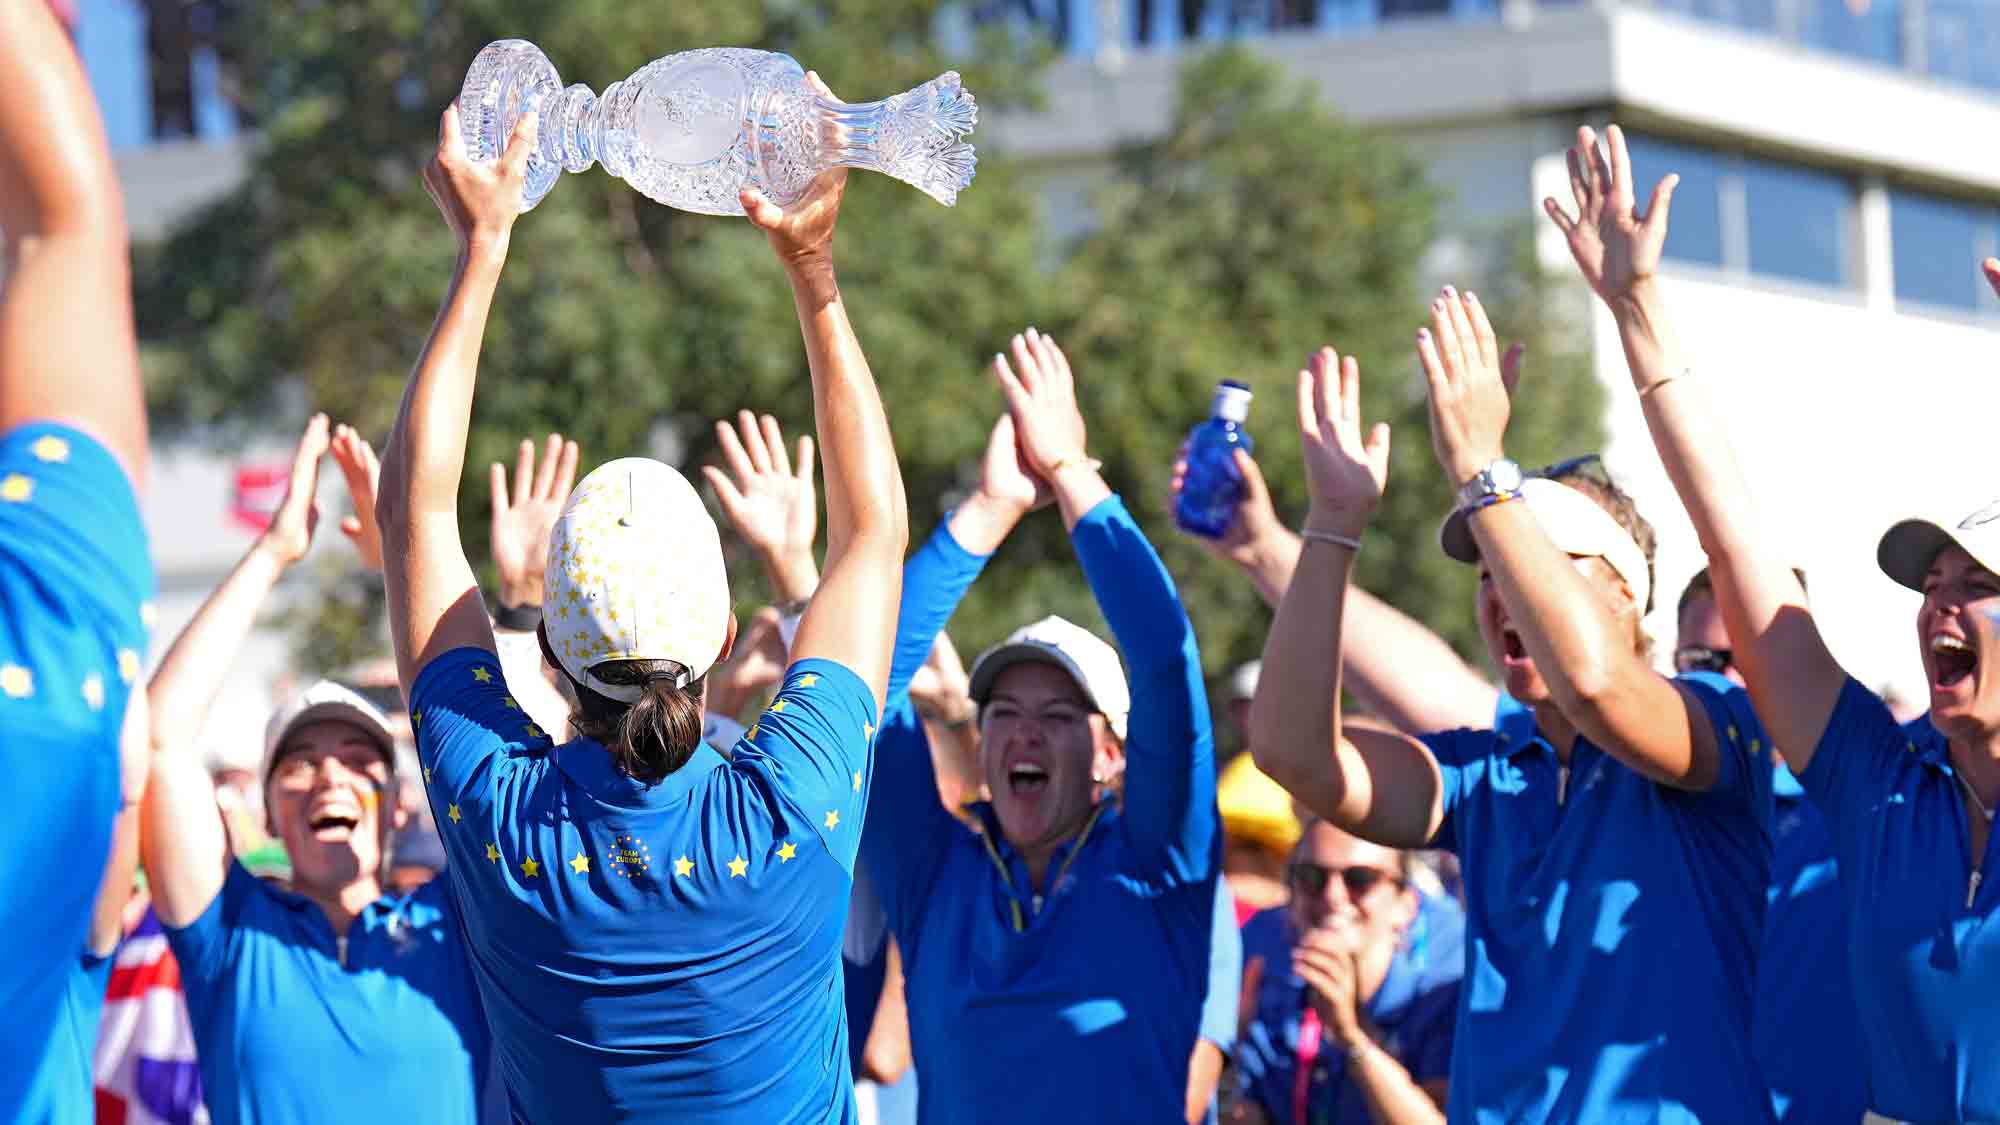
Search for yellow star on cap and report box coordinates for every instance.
[1,474,33,503]
[824,809,840,830]
[30,435,69,463]
[569,853,590,875]
[673,855,694,877]
[797,674,819,688]
[776,841,798,862]
[727,855,749,878]
[520,857,541,878]
[81,674,105,713]
[853,771,863,792]
[472,667,493,684]
[769,699,789,714]
[0,664,33,699]
[556,604,570,620]
[485,842,500,863]
[117,650,140,685]
[447,804,462,824]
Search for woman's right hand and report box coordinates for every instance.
[256,414,331,568]
[1296,347,1390,541]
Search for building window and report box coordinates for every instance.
[1624,133,1856,290]
[1800,0,1902,66]
[1890,190,2000,315]
[1927,0,2000,94]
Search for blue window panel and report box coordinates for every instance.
[1928,0,2000,94]
[1891,191,1994,313]
[1743,159,1852,287]
[1625,134,1727,269]
[1801,0,1902,66]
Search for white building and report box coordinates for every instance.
[86,0,2000,711]
[985,0,2000,701]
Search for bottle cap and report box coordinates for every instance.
[1212,380,1253,424]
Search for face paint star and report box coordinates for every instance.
[776,841,798,862]
[485,842,500,863]
[727,855,749,878]
[569,853,590,875]
[30,435,69,463]
[472,667,494,684]
[0,474,33,503]
[520,857,541,878]
[674,855,694,877]
[824,809,840,830]
[797,673,819,688]
[447,804,462,824]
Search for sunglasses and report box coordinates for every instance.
[1287,861,1404,899]
[1675,645,1734,676]
[1529,452,1609,484]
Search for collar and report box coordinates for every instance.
[1772,759,1806,801]
[554,736,727,810]
[1492,692,1546,759]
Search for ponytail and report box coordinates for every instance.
[554,647,706,783]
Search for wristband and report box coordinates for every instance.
[1464,489,1520,515]
[493,601,543,632]
[1638,368,1690,398]
[1301,527,1362,552]
[1045,454,1102,477]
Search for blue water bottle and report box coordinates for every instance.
[1174,380,1255,539]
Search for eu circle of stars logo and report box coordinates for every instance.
[610,834,651,879]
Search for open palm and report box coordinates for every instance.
[1296,347,1391,538]
[1543,124,1678,304]
[703,411,818,563]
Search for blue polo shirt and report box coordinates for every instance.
[860,497,1219,1125]
[1798,678,2000,1122]
[165,861,491,1125]
[17,952,113,1125]
[1756,761,1869,1124]
[1235,900,1461,1125]
[1196,879,1245,1125]
[411,649,877,1124]
[0,424,151,1121]
[1422,681,1775,1124]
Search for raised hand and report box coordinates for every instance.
[743,74,847,271]
[1171,445,1284,569]
[702,411,819,590]
[1416,288,1511,486]
[329,424,384,573]
[706,605,790,720]
[991,327,1088,479]
[908,631,975,726]
[1543,124,1677,306]
[1295,347,1391,541]
[259,414,331,567]
[423,101,535,253]
[489,433,579,609]
[975,413,1052,515]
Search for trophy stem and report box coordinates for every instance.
[815,72,978,206]
[545,83,603,175]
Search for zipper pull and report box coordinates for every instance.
[1557,765,1570,807]
[1969,869,1984,911]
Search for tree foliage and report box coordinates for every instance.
[136,9,1601,690]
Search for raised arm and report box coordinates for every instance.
[1249,348,1445,848]
[1543,125,1840,770]
[376,107,536,694]
[1418,284,1726,790]
[1171,448,1495,734]
[0,0,148,486]
[745,83,908,713]
[143,416,329,926]
[995,329,1213,869]
[703,411,821,605]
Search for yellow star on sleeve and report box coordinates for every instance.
[524,723,545,739]
[472,667,494,684]
[569,853,590,875]
[864,722,874,740]
[673,855,694,877]
[727,855,749,878]
[503,697,520,711]
[1727,724,1740,744]
[520,857,541,878]
[1,474,33,503]
[0,664,33,699]
[424,767,433,783]
[117,650,140,685]
[776,841,798,862]
[447,804,462,824]
[412,711,422,731]
[853,770,863,793]
[140,602,158,630]
[746,722,760,740]
[30,435,69,463]
[797,673,819,688]
[768,699,788,714]
[824,809,841,830]
[485,842,501,863]
[80,675,105,713]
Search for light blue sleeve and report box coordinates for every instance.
[1199,880,1243,1050]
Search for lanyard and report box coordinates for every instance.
[1293,1005,1323,1125]
[977,803,1108,933]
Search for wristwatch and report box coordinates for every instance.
[1454,457,1524,513]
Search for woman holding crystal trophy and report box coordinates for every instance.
[373,39,974,1123]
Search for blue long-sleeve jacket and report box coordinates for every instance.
[859,496,1221,1125]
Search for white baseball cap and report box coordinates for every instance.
[968,615,1131,741]
[262,680,398,782]
[1877,499,2000,592]
[1438,477,1652,614]
[543,458,731,704]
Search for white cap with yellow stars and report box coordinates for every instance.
[544,458,730,704]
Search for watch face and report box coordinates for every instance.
[1489,460,1524,492]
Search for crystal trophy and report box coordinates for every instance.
[458,40,978,216]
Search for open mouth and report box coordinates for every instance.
[1007,762,1049,796]
[1501,628,1529,663]
[308,813,360,842]
[1931,632,1977,690]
